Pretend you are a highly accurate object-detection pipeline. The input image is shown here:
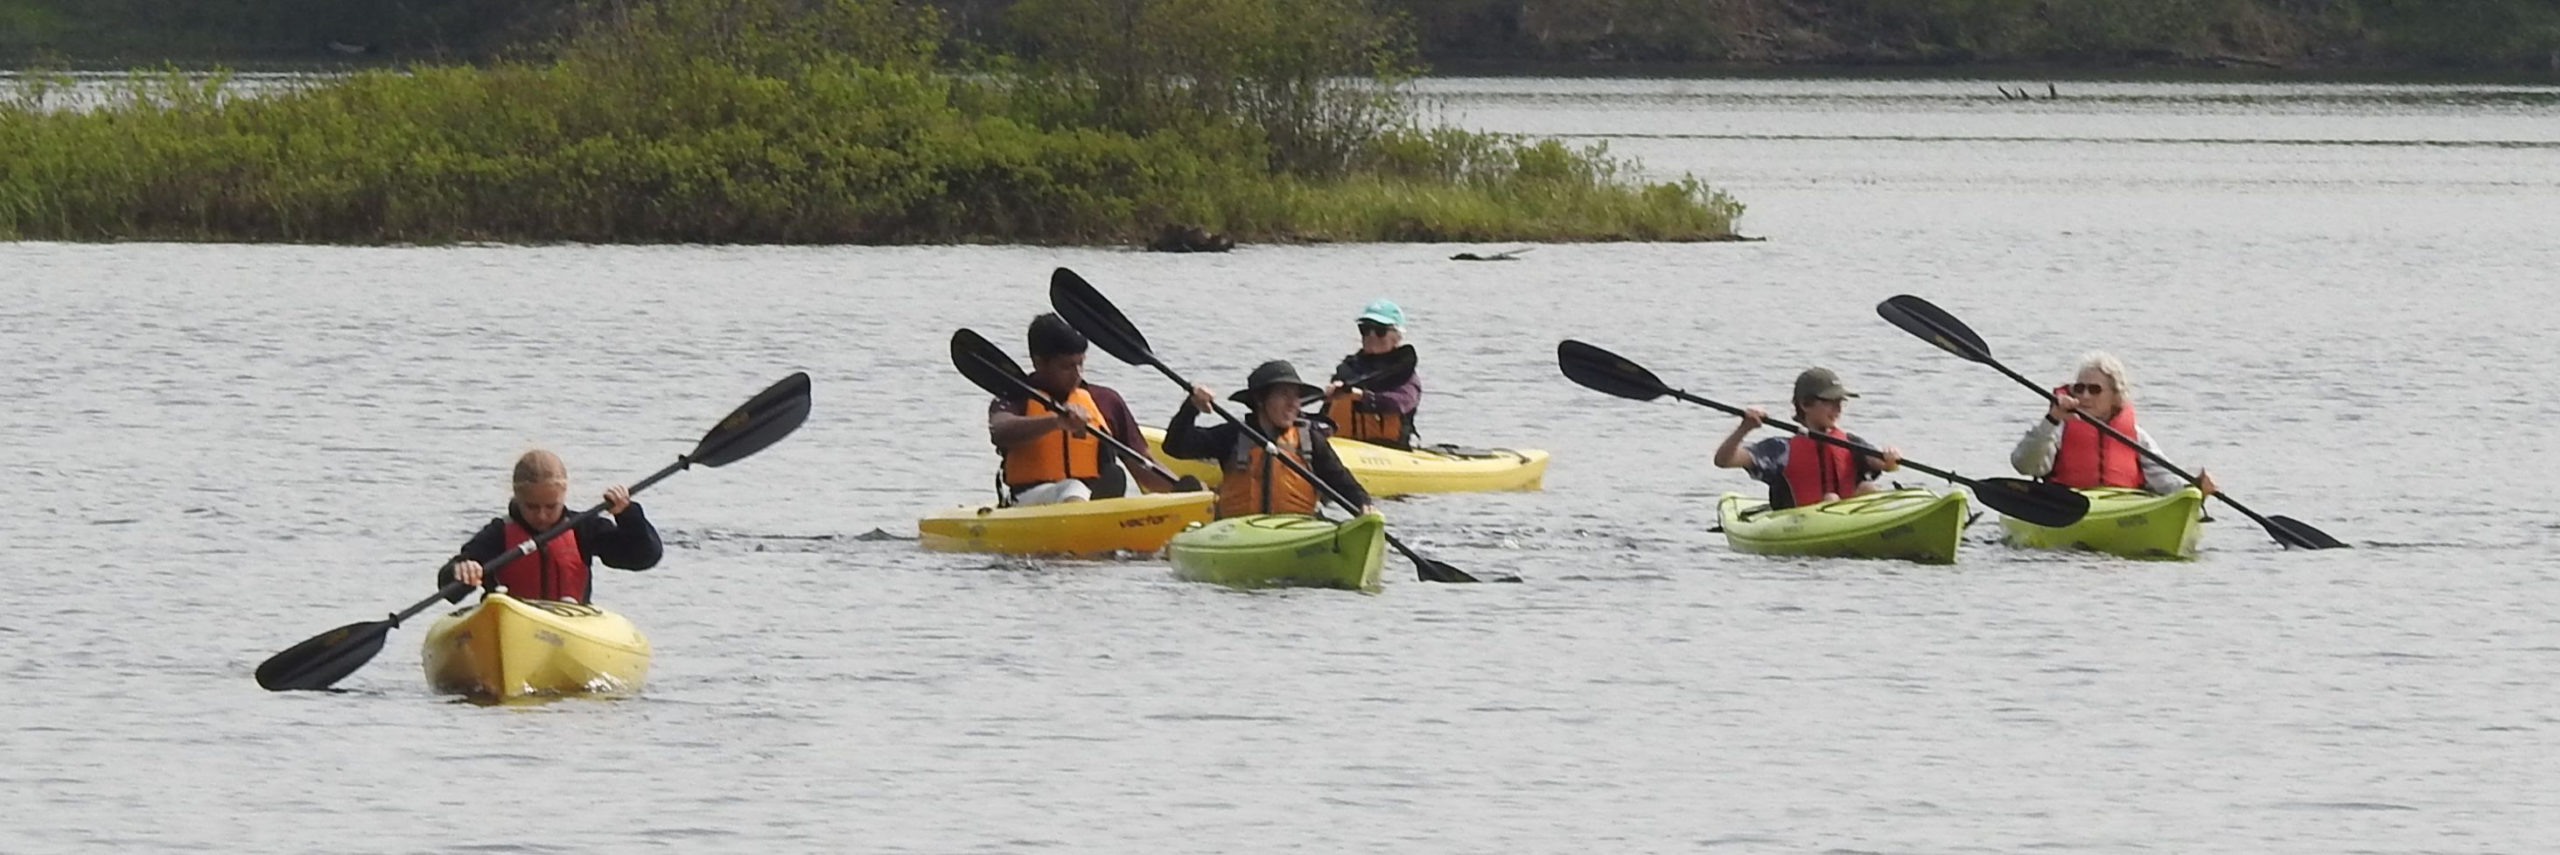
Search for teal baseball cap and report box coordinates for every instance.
[1356,298,1405,328]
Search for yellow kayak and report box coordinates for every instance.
[916,491,1217,556]
[1140,426,1547,497]
[420,592,651,701]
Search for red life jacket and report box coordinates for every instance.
[2050,391,2143,489]
[1782,430,1861,508]
[493,519,589,603]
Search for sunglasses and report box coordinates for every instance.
[2068,383,2111,395]
[1358,323,1394,336]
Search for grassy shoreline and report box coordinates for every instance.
[0,67,1744,245]
[0,0,1745,246]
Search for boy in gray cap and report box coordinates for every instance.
[1712,367,1903,509]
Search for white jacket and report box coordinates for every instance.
[2011,417,2190,495]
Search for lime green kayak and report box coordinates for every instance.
[2000,486,2204,560]
[1715,488,1969,564]
[1165,513,1387,591]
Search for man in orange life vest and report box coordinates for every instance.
[1711,367,1905,509]
[1323,298,1421,449]
[1162,360,1375,519]
[2011,351,2218,495]
[438,449,662,604]
[989,313,1191,505]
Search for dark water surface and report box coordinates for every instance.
[4,78,2557,853]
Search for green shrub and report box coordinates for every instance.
[0,0,1741,243]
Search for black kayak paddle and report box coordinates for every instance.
[1874,294,2346,550]
[1556,339,2092,528]
[254,372,814,692]
[1047,266,1509,584]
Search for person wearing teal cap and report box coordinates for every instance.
[1322,298,1423,449]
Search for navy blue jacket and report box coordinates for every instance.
[435,502,663,602]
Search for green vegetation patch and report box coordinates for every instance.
[0,0,1742,244]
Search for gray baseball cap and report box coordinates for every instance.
[1792,367,1858,401]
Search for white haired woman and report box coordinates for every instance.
[2011,352,2216,496]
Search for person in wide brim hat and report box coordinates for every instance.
[1226,360,1325,405]
[1708,367,1903,510]
[1158,360,1376,519]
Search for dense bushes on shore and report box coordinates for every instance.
[0,0,1742,244]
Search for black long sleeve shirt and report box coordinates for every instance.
[436,502,664,602]
[1160,402,1371,509]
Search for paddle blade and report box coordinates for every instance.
[1557,339,1670,402]
[1876,295,1995,364]
[255,619,393,691]
[951,328,1033,401]
[690,372,812,468]
[1048,267,1156,368]
[1365,344,1418,388]
[1970,478,2093,528]
[1414,556,1478,583]
[1333,345,1418,393]
[2267,515,2351,550]
[1423,560,1522,584]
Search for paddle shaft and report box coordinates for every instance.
[409,455,689,619]
[1172,376,1474,578]
[1964,343,2296,534]
[1307,356,1408,405]
[966,353,1183,483]
[1666,388,1979,487]
[1144,362,1464,572]
[1046,267,1484,581]
[1144,363,1372,517]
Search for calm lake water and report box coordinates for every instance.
[6,78,2559,853]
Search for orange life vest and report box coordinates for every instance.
[2050,393,2143,489]
[1781,430,1862,508]
[1215,420,1322,518]
[493,520,589,603]
[1321,394,1408,446]
[1001,387,1104,487]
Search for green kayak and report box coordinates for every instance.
[1165,513,1387,591]
[1715,488,1969,565]
[2000,486,2204,560]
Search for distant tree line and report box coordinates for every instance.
[4,0,2556,69]
[0,0,554,60]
